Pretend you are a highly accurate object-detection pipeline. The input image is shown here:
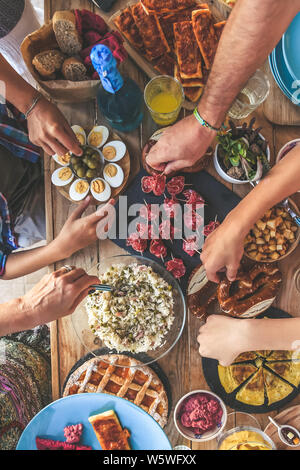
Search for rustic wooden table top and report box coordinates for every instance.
[45,0,300,450]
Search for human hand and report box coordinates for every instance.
[27,96,83,157]
[52,196,115,259]
[146,114,216,175]
[197,315,251,366]
[21,267,100,327]
[200,214,247,283]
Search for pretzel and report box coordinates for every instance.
[217,264,282,317]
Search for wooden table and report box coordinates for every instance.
[45,0,300,450]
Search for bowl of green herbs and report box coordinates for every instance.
[214,118,270,184]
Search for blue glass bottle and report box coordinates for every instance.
[90,45,144,132]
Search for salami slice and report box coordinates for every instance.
[126,232,147,253]
[166,176,185,196]
[165,258,186,279]
[183,189,205,206]
[140,204,160,221]
[162,197,180,219]
[182,237,200,257]
[159,220,177,240]
[141,176,155,193]
[203,221,220,237]
[149,239,167,258]
[152,174,166,196]
[184,209,204,231]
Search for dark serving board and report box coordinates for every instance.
[112,169,241,292]
[62,347,172,418]
[202,308,300,413]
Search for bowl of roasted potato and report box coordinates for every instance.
[244,200,300,262]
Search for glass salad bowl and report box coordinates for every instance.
[71,254,186,367]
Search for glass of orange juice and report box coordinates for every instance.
[144,75,184,126]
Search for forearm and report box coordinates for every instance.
[199,0,300,126]
[243,318,300,352]
[2,241,64,280]
[226,146,300,235]
[0,297,37,336]
[0,54,38,114]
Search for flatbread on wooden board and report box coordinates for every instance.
[131,2,170,60]
[113,7,145,54]
[192,9,218,69]
[173,21,202,79]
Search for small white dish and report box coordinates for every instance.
[174,390,227,443]
[214,127,270,185]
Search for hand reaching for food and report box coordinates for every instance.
[146,114,216,175]
[21,267,100,329]
[197,315,251,366]
[52,196,115,259]
[27,96,83,157]
[200,214,246,283]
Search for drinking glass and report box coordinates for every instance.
[144,75,184,126]
[228,69,270,119]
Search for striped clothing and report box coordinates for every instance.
[0,103,40,163]
[0,193,18,276]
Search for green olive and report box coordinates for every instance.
[87,159,98,169]
[71,156,80,165]
[77,167,86,178]
[86,169,97,178]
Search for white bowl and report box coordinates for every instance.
[214,128,270,185]
[174,390,227,442]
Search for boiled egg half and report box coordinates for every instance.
[69,179,90,201]
[102,140,126,162]
[87,125,109,148]
[51,167,74,186]
[72,125,86,146]
[90,178,111,202]
[103,163,124,188]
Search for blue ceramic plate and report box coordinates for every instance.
[282,12,300,82]
[16,393,172,450]
[269,39,300,106]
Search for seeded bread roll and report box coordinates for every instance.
[53,10,82,56]
[32,49,65,79]
[62,57,88,81]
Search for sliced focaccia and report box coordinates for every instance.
[218,363,257,394]
[113,7,145,54]
[88,410,131,450]
[131,2,170,60]
[235,368,265,406]
[173,21,202,79]
[183,86,203,102]
[174,63,204,87]
[192,9,218,69]
[153,53,176,76]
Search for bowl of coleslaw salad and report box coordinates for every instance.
[71,254,186,367]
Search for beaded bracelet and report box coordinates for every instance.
[193,108,224,132]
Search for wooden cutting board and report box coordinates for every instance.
[263,63,300,126]
[264,405,300,450]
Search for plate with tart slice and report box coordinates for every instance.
[17,392,172,450]
[202,309,300,413]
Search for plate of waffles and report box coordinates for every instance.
[16,392,172,450]
[62,353,170,429]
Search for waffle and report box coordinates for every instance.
[63,354,168,428]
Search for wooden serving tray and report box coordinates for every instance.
[109,0,230,110]
[264,405,300,450]
[50,129,131,204]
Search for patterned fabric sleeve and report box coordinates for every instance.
[0,193,18,276]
